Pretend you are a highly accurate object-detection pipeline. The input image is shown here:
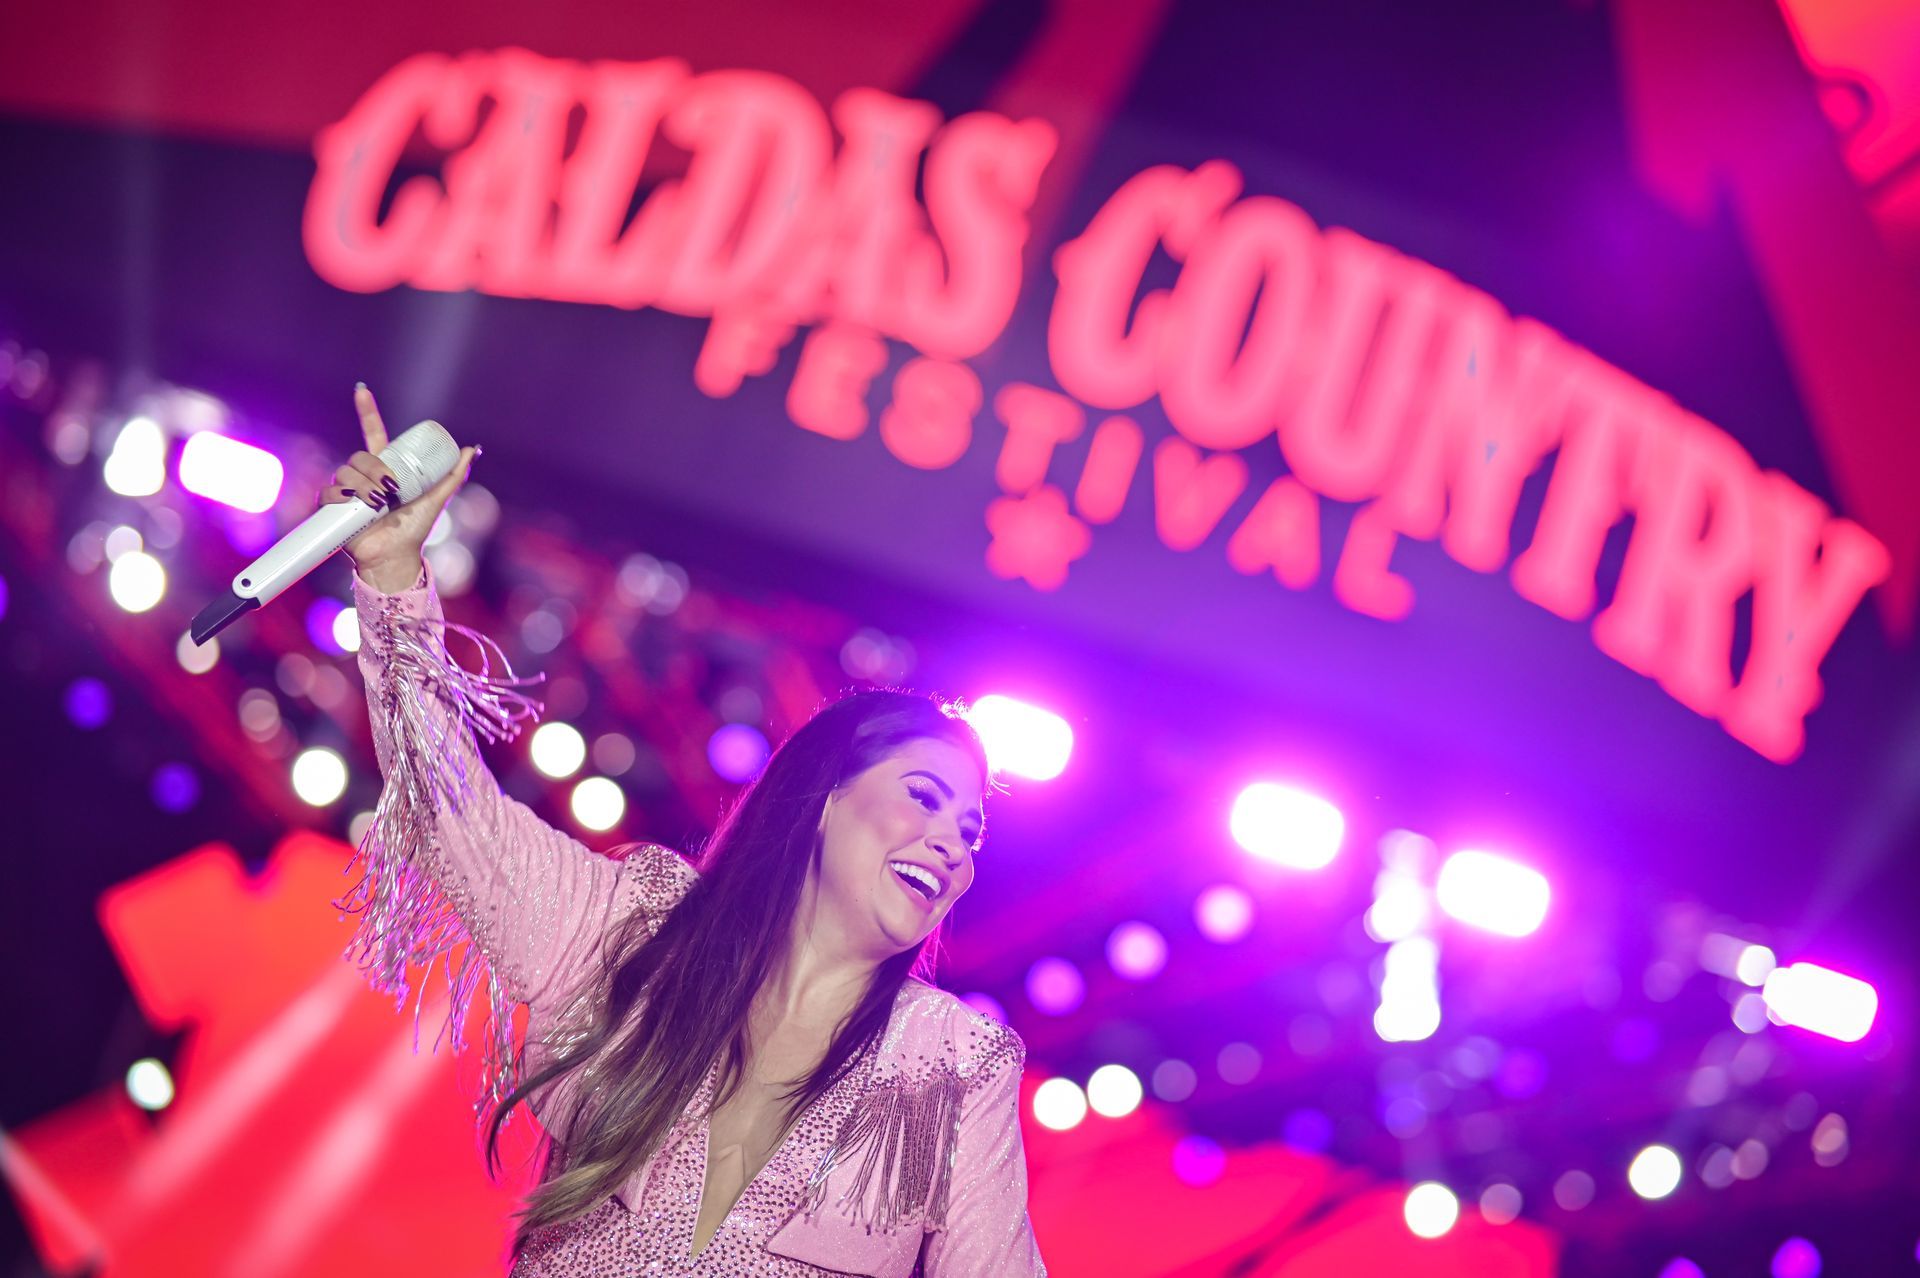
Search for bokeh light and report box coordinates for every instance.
[151,762,200,813]
[570,776,626,831]
[1552,1169,1596,1211]
[1105,921,1168,980]
[1404,1182,1459,1239]
[103,416,165,497]
[303,597,346,653]
[177,431,284,513]
[1374,936,1442,1043]
[1763,962,1877,1042]
[530,721,587,779]
[291,747,348,806]
[1026,957,1085,1016]
[1150,1059,1196,1103]
[125,1058,175,1111]
[1171,1135,1225,1186]
[1479,1182,1522,1225]
[331,606,362,654]
[1771,1237,1821,1278]
[957,992,1006,1024]
[1194,884,1254,941]
[592,732,637,775]
[963,694,1072,780]
[1736,943,1778,986]
[1086,1064,1143,1118]
[1230,782,1343,869]
[176,630,219,674]
[1032,1077,1088,1131]
[108,550,167,612]
[65,677,112,729]
[1216,1041,1262,1085]
[1435,849,1550,937]
[104,525,142,561]
[1811,1113,1849,1167]
[1629,1144,1683,1199]
[707,722,771,783]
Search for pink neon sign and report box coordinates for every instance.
[303,49,1891,763]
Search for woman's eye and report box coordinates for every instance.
[909,786,939,811]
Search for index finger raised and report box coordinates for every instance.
[354,382,390,454]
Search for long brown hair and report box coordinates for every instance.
[483,689,989,1251]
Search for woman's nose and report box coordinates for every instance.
[926,833,962,867]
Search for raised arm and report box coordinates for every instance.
[323,386,694,1116]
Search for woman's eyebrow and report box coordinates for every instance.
[903,768,954,798]
[904,769,983,826]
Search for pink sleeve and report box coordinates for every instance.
[341,555,695,1113]
[920,1031,1047,1277]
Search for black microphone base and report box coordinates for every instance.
[190,590,261,646]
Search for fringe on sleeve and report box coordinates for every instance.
[333,593,547,1120]
[799,1063,965,1234]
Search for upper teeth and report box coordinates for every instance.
[890,862,939,896]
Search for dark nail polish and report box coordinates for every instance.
[382,475,401,495]
[366,491,386,510]
[341,488,358,500]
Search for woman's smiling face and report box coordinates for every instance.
[814,736,986,956]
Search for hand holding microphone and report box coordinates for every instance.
[188,384,480,643]
[331,383,479,592]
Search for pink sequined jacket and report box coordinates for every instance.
[342,559,1047,1276]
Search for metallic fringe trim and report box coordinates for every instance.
[334,595,546,1121]
[799,1066,964,1234]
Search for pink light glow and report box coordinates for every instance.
[1026,957,1085,1016]
[1193,884,1254,942]
[178,432,284,514]
[1434,850,1550,938]
[1763,962,1878,1042]
[1106,921,1168,980]
[1229,782,1343,869]
[963,694,1073,779]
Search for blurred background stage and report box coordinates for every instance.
[2,0,1919,1274]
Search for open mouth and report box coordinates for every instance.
[891,863,939,904]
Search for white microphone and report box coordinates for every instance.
[189,419,461,645]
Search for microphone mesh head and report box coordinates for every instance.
[380,420,461,504]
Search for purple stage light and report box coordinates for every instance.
[957,992,1006,1024]
[151,762,200,813]
[1194,884,1254,941]
[64,677,111,729]
[707,722,771,783]
[1656,1261,1704,1278]
[1230,782,1343,869]
[1281,1107,1334,1153]
[1106,921,1168,980]
[1171,1135,1225,1186]
[962,694,1072,780]
[178,432,284,513]
[1216,1041,1261,1085]
[1435,849,1550,937]
[0,572,8,622]
[1150,1059,1196,1102]
[1763,963,1877,1042]
[1026,957,1085,1016]
[305,598,347,654]
[1771,1237,1821,1278]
